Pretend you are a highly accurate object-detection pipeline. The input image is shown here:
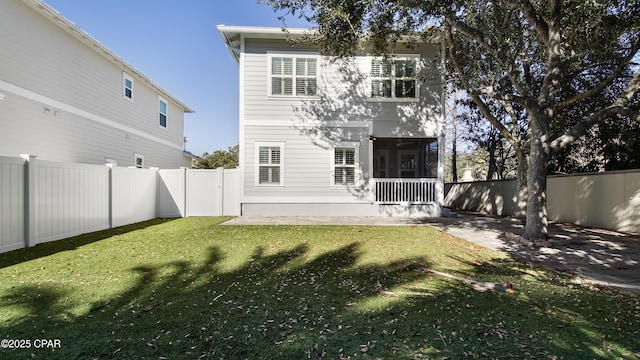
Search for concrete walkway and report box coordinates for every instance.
[222,210,640,295]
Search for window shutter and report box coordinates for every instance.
[345,149,355,165]
[345,168,355,184]
[271,148,280,164]
[259,147,270,164]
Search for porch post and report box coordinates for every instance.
[368,120,375,202]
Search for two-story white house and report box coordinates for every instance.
[218,25,445,217]
[0,0,194,169]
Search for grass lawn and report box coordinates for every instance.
[1,217,639,359]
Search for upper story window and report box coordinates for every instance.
[158,97,167,128]
[269,54,318,97]
[370,57,418,100]
[134,153,144,168]
[123,73,134,100]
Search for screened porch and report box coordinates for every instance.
[371,138,439,204]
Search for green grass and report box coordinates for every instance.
[1,217,639,359]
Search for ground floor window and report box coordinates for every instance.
[256,142,284,186]
[333,146,357,185]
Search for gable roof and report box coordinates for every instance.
[217,25,444,66]
[23,0,194,113]
[217,25,309,65]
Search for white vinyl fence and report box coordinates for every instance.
[444,169,640,234]
[0,155,239,254]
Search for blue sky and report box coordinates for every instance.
[45,0,309,156]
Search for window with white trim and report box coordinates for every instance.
[256,143,284,186]
[333,146,357,186]
[269,54,318,97]
[123,73,134,100]
[158,96,167,128]
[370,57,418,99]
[134,153,144,168]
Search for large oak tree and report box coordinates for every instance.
[266,0,640,240]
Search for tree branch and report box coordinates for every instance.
[509,0,550,44]
[558,41,640,111]
[550,70,640,153]
[446,24,519,148]
[472,87,530,106]
[444,16,532,101]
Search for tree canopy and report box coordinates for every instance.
[193,145,239,169]
[266,0,640,240]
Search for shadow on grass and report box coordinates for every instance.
[1,224,639,359]
[0,219,177,269]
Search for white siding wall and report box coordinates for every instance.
[244,126,369,201]
[0,0,189,168]
[243,38,441,128]
[240,38,443,206]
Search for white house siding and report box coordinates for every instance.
[0,0,190,168]
[243,38,441,131]
[231,29,444,216]
[0,93,189,168]
[243,125,370,201]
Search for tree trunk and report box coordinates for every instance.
[452,119,458,182]
[514,147,528,219]
[524,117,550,240]
[487,130,498,180]
[452,102,458,182]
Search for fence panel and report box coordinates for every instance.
[446,170,640,234]
[222,168,240,216]
[111,167,158,227]
[0,156,25,253]
[33,159,110,244]
[158,168,186,218]
[0,159,242,254]
[186,169,222,216]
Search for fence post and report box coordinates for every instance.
[182,167,188,217]
[217,167,225,216]
[106,163,114,229]
[20,154,36,248]
[150,167,160,218]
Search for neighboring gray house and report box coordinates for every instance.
[218,25,446,217]
[0,0,194,169]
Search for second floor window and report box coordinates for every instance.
[158,97,167,128]
[371,57,418,99]
[123,73,134,100]
[270,55,318,97]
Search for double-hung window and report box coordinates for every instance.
[269,54,318,97]
[256,143,284,186]
[370,57,418,99]
[134,153,144,168]
[123,73,134,100]
[333,146,357,186]
[158,97,168,128]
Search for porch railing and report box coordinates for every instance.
[374,178,437,204]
